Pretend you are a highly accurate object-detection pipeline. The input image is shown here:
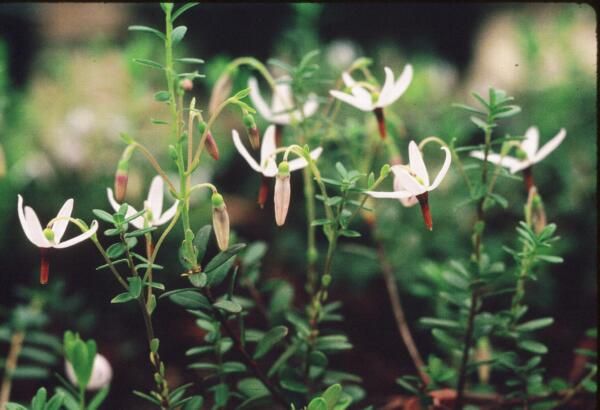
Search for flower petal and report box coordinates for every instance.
[429,146,452,190]
[260,125,278,176]
[351,86,374,109]
[379,64,412,107]
[248,77,273,122]
[17,195,48,247]
[157,200,179,226]
[408,141,430,186]
[509,161,534,174]
[367,189,414,199]
[302,94,319,118]
[288,147,323,172]
[106,188,122,213]
[54,220,98,249]
[391,165,426,195]
[469,151,523,170]
[533,128,566,164]
[342,71,357,88]
[329,90,372,111]
[521,126,539,159]
[147,176,164,221]
[52,199,74,243]
[377,66,396,107]
[107,188,143,228]
[25,206,51,247]
[232,129,262,173]
[400,196,419,208]
[271,81,294,118]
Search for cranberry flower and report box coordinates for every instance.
[107,175,179,229]
[469,126,566,190]
[248,76,319,125]
[329,64,413,139]
[367,141,451,230]
[17,195,99,284]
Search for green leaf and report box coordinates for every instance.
[516,318,554,332]
[213,300,242,314]
[338,229,361,238]
[154,91,171,102]
[322,384,342,409]
[582,378,597,393]
[253,326,288,359]
[20,346,57,365]
[171,3,200,22]
[106,243,126,259]
[87,386,110,410]
[92,209,114,223]
[45,392,66,410]
[168,290,210,310]
[237,378,269,398]
[189,272,207,288]
[396,377,419,394]
[128,25,165,40]
[419,317,461,329]
[204,243,246,272]
[494,105,521,118]
[452,103,486,115]
[311,219,333,227]
[171,26,187,45]
[176,57,205,64]
[242,241,267,266]
[132,390,160,405]
[31,387,47,410]
[518,340,548,354]
[11,366,49,379]
[308,398,328,410]
[206,255,236,287]
[111,292,135,304]
[470,115,489,130]
[182,395,204,410]
[128,277,142,298]
[315,335,352,352]
[132,58,164,70]
[536,254,563,263]
[193,225,212,261]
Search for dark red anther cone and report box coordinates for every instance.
[523,167,535,191]
[275,124,284,148]
[257,177,269,209]
[373,107,386,139]
[40,248,50,285]
[416,192,433,231]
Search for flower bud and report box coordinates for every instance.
[274,162,291,226]
[243,113,260,150]
[180,78,193,91]
[532,194,547,235]
[373,107,386,139]
[65,353,112,391]
[475,337,492,384]
[211,192,229,251]
[209,72,233,115]
[114,145,134,202]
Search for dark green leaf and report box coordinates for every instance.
[171,26,187,45]
[213,300,242,314]
[128,25,165,40]
[253,326,288,359]
[111,292,135,304]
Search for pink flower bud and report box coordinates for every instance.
[274,162,291,226]
[211,193,229,250]
[205,132,220,161]
[114,146,134,202]
[180,78,193,91]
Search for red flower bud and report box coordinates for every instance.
[205,132,220,161]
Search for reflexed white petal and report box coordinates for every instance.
[509,161,534,174]
[106,188,121,213]
[288,147,323,172]
[377,67,396,107]
[302,94,319,118]
[470,151,523,170]
[54,220,98,249]
[400,196,419,207]
[17,196,48,247]
[271,81,294,116]
[248,77,274,122]
[533,128,566,164]
[232,130,262,173]
[156,200,179,226]
[147,176,164,221]
[52,199,74,243]
[429,146,452,190]
[260,125,278,176]
[24,206,50,247]
[379,64,413,107]
[329,90,372,111]
[342,71,357,88]
[106,188,143,229]
[391,166,426,195]
[367,189,414,199]
[408,141,430,187]
[351,86,374,109]
[521,126,539,159]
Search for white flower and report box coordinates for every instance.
[470,126,566,174]
[17,195,98,249]
[248,76,319,125]
[107,175,179,229]
[329,64,413,111]
[65,353,112,391]
[232,125,323,177]
[368,141,451,199]
[367,141,451,230]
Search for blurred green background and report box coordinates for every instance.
[0,3,596,408]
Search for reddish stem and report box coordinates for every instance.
[373,107,387,139]
[416,192,432,231]
[257,177,269,209]
[39,248,50,285]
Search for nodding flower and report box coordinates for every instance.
[367,140,451,230]
[107,175,179,230]
[211,192,230,251]
[17,195,98,284]
[274,161,291,226]
[248,75,318,125]
[65,353,112,391]
[330,65,413,139]
[470,126,566,191]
